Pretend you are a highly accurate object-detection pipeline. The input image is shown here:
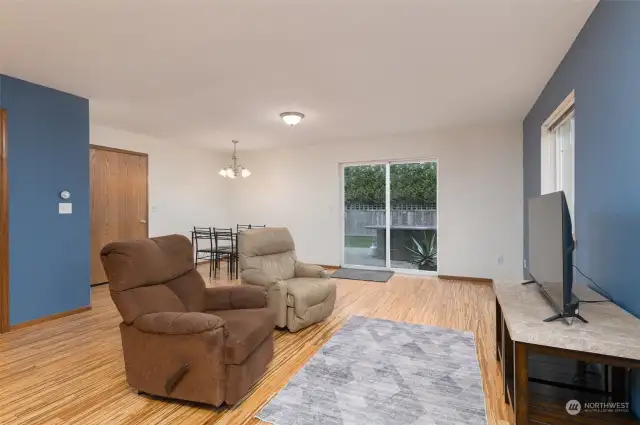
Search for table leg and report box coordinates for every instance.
[612,366,627,402]
[496,299,502,361]
[514,342,529,424]
[502,319,513,405]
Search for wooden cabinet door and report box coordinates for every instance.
[90,147,148,285]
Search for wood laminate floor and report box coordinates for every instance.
[0,266,512,425]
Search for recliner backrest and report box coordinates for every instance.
[238,228,297,280]
[101,234,206,324]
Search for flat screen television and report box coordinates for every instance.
[527,191,585,323]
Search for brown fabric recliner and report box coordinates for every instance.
[100,234,275,406]
[239,227,337,332]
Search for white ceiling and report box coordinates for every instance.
[0,0,597,150]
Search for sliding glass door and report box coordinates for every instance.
[389,162,437,272]
[342,160,438,273]
[342,164,387,268]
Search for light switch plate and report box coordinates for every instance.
[59,203,72,214]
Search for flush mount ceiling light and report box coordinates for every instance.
[219,140,251,178]
[280,111,305,126]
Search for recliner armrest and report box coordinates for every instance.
[241,269,282,288]
[204,285,267,310]
[133,312,225,335]
[294,262,329,279]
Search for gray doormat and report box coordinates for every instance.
[256,316,487,425]
[330,267,394,282]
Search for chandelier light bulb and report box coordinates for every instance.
[219,140,250,179]
[280,112,305,126]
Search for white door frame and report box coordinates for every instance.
[340,158,439,276]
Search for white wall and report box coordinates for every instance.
[229,124,523,280]
[90,124,230,238]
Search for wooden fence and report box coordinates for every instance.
[345,207,437,237]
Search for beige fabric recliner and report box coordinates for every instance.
[238,227,337,332]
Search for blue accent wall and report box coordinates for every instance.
[523,2,640,414]
[0,75,90,325]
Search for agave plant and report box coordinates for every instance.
[405,232,437,271]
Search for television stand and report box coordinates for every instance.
[543,313,588,323]
[494,280,640,424]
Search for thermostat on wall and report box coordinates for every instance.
[59,191,71,200]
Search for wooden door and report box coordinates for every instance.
[90,146,148,285]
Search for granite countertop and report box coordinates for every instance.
[494,280,640,361]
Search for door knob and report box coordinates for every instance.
[140,219,147,224]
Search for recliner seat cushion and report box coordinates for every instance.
[210,308,276,364]
[286,278,334,315]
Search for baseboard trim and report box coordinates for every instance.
[11,306,92,331]
[438,275,493,285]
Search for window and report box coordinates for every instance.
[541,91,575,226]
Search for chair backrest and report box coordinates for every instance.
[214,228,234,249]
[193,226,213,237]
[237,224,266,232]
[193,227,213,260]
[238,227,297,280]
[101,234,206,324]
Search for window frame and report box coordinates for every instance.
[541,90,575,235]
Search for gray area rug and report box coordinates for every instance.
[256,316,487,425]
[330,268,394,282]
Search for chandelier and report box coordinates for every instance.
[219,140,251,178]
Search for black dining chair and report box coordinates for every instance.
[213,228,236,279]
[192,226,215,277]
